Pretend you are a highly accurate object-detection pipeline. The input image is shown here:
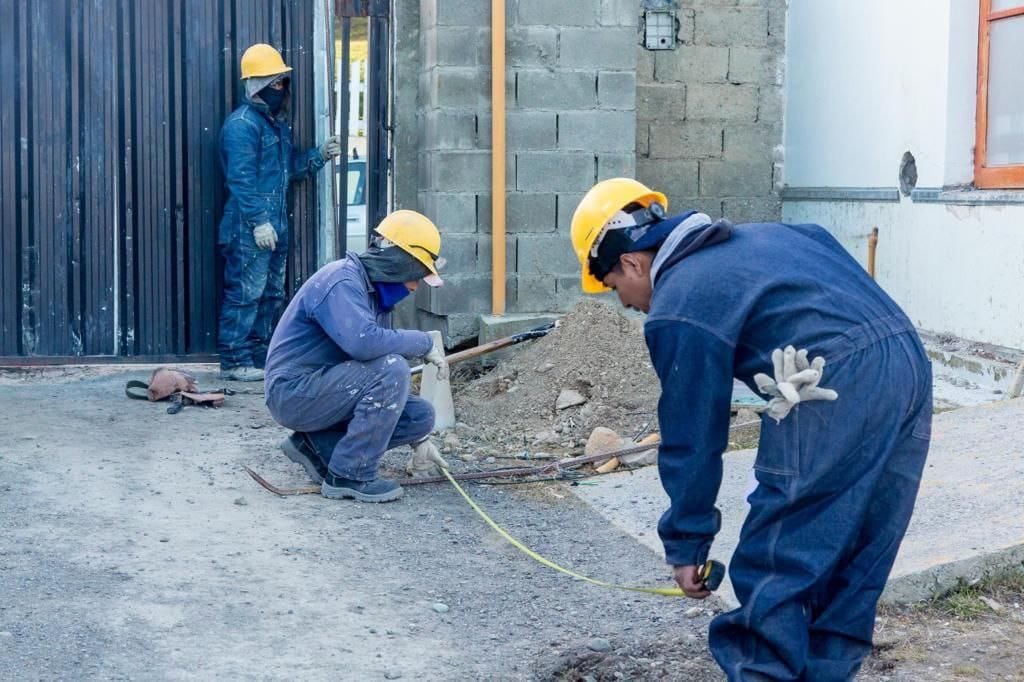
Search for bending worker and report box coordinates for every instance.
[217,43,341,381]
[263,210,450,503]
[570,178,931,681]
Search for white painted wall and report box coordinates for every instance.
[783,1,1024,349]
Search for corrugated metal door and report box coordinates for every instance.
[0,0,320,362]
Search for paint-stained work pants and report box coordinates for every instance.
[710,319,933,681]
[218,234,288,370]
[265,353,435,480]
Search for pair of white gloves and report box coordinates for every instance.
[251,136,344,251]
[754,346,839,422]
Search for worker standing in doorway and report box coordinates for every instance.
[570,178,932,681]
[263,210,450,503]
[217,43,341,381]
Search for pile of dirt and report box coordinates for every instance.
[454,300,660,452]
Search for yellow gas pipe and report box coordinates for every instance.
[491,0,506,315]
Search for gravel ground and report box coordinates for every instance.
[0,367,711,680]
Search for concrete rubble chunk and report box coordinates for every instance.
[555,389,588,411]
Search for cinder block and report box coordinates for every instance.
[558,111,635,152]
[427,67,490,108]
[422,110,479,151]
[516,69,598,109]
[416,274,516,316]
[514,278,560,313]
[636,84,686,122]
[516,152,596,192]
[507,111,558,150]
[505,26,558,68]
[554,276,592,313]
[768,4,786,48]
[637,158,699,199]
[687,83,757,121]
[476,234,518,278]
[757,84,784,124]
[655,46,729,84]
[556,193,587,232]
[435,0,490,27]
[433,27,485,66]
[649,122,723,160]
[432,150,492,192]
[699,160,772,196]
[517,234,582,275]
[723,124,781,163]
[677,8,696,45]
[560,27,636,70]
[728,47,781,85]
[597,153,635,180]
[637,121,650,157]
[419,191,478,233]
[440,234,484,273]
[636,46,656,81]
[507,192,558,233]
[518,0,599,26]
[696,7,768,48]
[722,196,783,224]
[600,0,639,27]
[598,71,637,109]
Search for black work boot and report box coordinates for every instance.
[321,473,403,503]
[280,433,328,483]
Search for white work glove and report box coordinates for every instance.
[424,346,449,381]
[252,222,278,250]
[754,345,839,423]
[405,439,449,478]
[319,135,342,160]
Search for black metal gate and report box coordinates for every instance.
[0,0,321,362]
[334,0,389,258]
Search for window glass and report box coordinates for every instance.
[990,1,1024,12]
[986,16,1024,165]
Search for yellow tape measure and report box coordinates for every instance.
[442,469,686,597]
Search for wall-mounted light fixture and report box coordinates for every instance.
[640,0,680,51]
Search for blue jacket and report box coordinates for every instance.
[647,219,914,566]
[217,94,326,245]
[264,255,433,382]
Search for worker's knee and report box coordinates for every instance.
[405,397,435,437]
[375,354,411,397]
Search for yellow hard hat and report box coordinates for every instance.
[374,210,444,286]
[570,178,668,293]
[240,44,292,79]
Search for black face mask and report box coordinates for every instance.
[260,86,286,114]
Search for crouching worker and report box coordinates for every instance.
[263,210,450,503]
[570,178,932,681]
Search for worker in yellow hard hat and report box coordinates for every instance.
[216,44,342,382]
[570,178,932,680]
[262,210,450,503]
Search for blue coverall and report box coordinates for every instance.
[216,91,326,370]
[647,217,932,681]
[263,255,435,479]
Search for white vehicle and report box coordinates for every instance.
[339,158,367,255]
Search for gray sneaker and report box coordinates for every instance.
[321,474,403,503]
[220,366,264,382]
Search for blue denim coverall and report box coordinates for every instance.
[216,90,326,370]
[263,255,435,480]
[648,219,931,681]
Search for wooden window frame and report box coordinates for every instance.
[975,0,1024,188]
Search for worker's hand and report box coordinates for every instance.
[673,565,711,600]
[319,135,342,161]
[405,439,449,478]
[252,222,278,251]
[424,346,449,382]
[753,345,839,422]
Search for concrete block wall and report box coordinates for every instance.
[636,0,786,224]
[414,0,638,343]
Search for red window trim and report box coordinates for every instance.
[975,0,1024,188]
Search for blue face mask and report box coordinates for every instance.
[260,86,286,114]
[376,282,412,311]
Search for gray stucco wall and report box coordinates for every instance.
[636,0,786,224]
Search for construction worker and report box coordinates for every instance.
[263,210,450,503]
[217,44,342,381]
[570,178,932,681]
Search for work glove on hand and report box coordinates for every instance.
[252,222,278,251]
[319,135,342,161]
[754,345,839,423]
[405,439,449,478]
[424,346,449,382]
